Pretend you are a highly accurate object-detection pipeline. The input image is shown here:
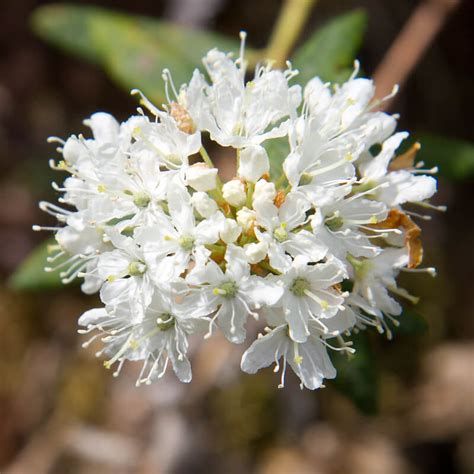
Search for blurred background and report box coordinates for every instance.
[0,0,473,473]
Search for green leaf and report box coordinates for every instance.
[414,134,474,181]
[31,4,103,63]
[31,4,240,103]
[265,136,290,183]
[9,239,64,291]
[292,9,368,85]
[330,332,378,415]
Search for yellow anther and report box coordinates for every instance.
[294,355,303,365]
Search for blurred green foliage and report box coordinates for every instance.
[393,308,428,335]
[292,9,368,84]
[413,134,474,181]
[31,4,240,104]
[9,238,63,291]
[330,332,378,415]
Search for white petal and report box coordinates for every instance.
[240,325,288,373]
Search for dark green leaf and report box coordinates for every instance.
[31,4,240,103]
[330,332,378,415]
[9,239,64,291]
[292,9,368,85]
[414,133,474,181]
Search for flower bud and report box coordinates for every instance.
[236,207,256,231]
[190,191,218,218]
[238,145,269,183]
[186,164,218,192]
[220,218,242,244]
[244,241,268,264]
[253,179,276,204]
[222,179,246,207]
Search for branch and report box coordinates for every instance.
[373,0,460,110]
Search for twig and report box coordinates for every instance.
[373,0,460,110]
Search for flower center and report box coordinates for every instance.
[298,173,312,186]
[156,313,175,331]
[290,277,310,297]
[128,261,146,276]
[133,192,151,208]
[273,222,288,242]
[178,235,195,250]
[213,280,238,298]
[346,254,372,279]
[325,213,344,231]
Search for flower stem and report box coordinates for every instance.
[265,0,317,68]
[275,173,288,189]
[200,146,217,168]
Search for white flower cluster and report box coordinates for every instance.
[37,40,440,389]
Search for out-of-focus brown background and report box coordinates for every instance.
[1,1,473,473]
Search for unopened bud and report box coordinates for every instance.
[238,145,269,183]
[253,179,276,204]
[190,191,218,218]
[186,163,218,192]
[244,241,268,264]
[222,179,246,207]
[220,218,242,244]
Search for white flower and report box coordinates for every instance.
[275,256,346,343]
[131,107,201,169]
[187,245,282,342]
[254,192,327,272]
[357,132,437,206]
[348,248,409,317]
[79,287,207,385]
[283,116,357,207]
[185,163,218,192]
[310,196,388,262]
[52,225,110,294]
[36,38,439,391]
[135,185,221,280]
[238,145,270,182]
[377,170,437,207]
[241,321,337,390]
[222,179,246,207]
[96,229,154,320]
[183,47,301,148]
